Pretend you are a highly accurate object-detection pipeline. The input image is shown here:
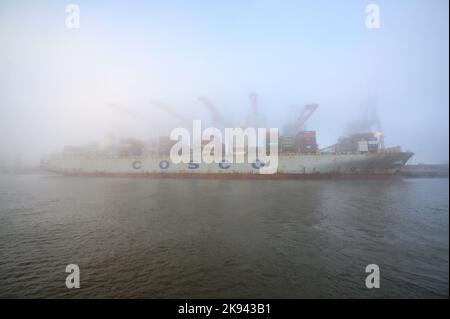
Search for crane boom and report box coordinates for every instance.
[198,96,226,127]
[297,103,318,131]
[150,100,189,124]
[283,103,318,135]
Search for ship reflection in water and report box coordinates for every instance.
[0,175,448,298]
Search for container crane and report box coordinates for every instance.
[284,103,318,135]
[198,96,227,128]
[150,99,190,125]
[345,95,384,148]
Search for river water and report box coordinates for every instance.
[0,174,448,298]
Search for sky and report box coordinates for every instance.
[0,0,448,165]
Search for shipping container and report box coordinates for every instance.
[350,132,375,142]
[357,141,369,152]
[118,144,132,157]
[368,141,379,152]
[296,131,317,153]
[279,135,297,153]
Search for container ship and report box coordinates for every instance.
[40,100,414,178]
[40,125,414,178]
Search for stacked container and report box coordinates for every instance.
[357,141,369,153]
[297,131,318,153]
[118,138,143,156]
[336,132,380,153]
[368,140,379,152]
[279,135,297,153]
[158,136,173,156]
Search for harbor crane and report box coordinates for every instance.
[150,99,190,125]
[346,95,384,148]
[284,103,318,135]
[198,96,227,128]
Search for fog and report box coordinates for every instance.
[0,0,448,167]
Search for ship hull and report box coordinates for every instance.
[41,152,414,178]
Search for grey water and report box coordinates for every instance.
[0,174,448,298]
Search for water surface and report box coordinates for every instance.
[0,175,448,298]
